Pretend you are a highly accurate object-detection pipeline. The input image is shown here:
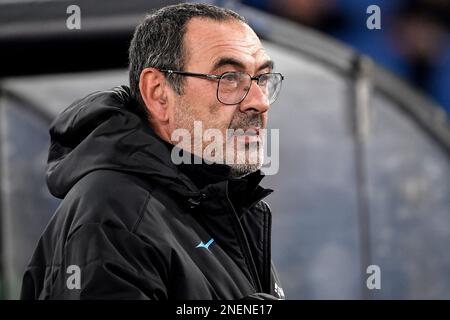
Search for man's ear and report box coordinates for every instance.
[139,68,169,122]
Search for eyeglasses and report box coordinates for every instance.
[158,69,284,105]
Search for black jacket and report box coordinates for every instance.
[21,86,284,300]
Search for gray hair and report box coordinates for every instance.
[128,3,247,113]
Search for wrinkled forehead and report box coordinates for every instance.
[183,18,271,73]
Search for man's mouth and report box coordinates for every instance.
[230,127,262,145]
[232,127,260,136]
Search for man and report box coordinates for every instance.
[21,3,285,300]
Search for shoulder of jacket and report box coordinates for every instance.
[61,169,154,232]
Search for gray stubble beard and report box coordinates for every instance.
[173,97,265,177]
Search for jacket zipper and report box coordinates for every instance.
[262,205,272,293]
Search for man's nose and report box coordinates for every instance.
[239,81,270,114]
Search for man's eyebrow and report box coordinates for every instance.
[212,57,246,71]
[257,60,274,72]
[211,57,274,73]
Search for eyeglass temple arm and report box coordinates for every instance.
[159,69,221,80]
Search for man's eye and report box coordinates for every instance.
[221,74,240,87]
[222,74,237,82]
[258,75,269,86]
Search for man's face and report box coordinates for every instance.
[170,18,272,177]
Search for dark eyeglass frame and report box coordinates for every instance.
[158,68,284,105]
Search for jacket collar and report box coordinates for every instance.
[164,142,273,211]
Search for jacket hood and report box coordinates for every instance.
[46,86,199,199]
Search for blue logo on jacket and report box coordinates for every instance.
[196,238,214,250]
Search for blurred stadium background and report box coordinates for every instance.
[0,0,449,299]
